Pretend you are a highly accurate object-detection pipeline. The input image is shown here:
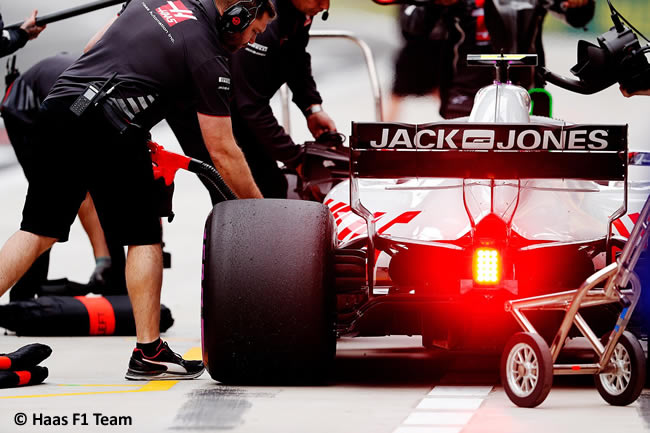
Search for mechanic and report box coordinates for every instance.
[1,53,125,300]
[0,0,275,381]
[0,9,46,57]
[167,0,335,200]
[386,3,447,121]
[398,0,595,119]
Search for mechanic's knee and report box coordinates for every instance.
[19,230,57,256]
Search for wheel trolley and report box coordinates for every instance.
[501,193,650,407]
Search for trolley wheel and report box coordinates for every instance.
[501,332,553,408]
[594,331,645,406]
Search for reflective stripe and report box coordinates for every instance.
[115,98,135,119]
[126,97,140,114]
[137,96,149,110]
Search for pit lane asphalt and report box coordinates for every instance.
[1,2,650,432]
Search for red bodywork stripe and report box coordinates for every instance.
[75,296,116,336]
[0,356,10,370]
[613,219,630,238]
[378,211,421,234]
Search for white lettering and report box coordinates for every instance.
[542,130,564,150]
[437,129,458,149]
[517,130,541,150]
[370,128,389,148]
[589,130,609,150]
[389,129,413,148]
[415,129,436,148]
[568,130,587,149]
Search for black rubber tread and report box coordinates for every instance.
[594,331,646,406]
[202,199,336,384]
[501,332,553,408]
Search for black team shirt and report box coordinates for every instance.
[229,0,322,163]
[47,0,231,129]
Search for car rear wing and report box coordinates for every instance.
[350,122,628,180]
[348,121,629,291]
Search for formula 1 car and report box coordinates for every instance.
[199,1,650,387]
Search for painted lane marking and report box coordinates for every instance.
[393,386,493,433]
[404,412,474,426]
[0,347,201,399]
[416,397,484,410]
[183,346,203,361]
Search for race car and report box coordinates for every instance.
[199,4,650,385]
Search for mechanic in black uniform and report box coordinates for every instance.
[0,9,46,57]
[1,54,126,300]
[397,0,595,118]
[0,0,276,380]
[168,0,334,200]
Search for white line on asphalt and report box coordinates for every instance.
[404,412,475,426]
[393,385,494,433]
[416,397,484,410]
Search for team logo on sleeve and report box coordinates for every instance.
[218,77,231,91]
[155,1,197,26]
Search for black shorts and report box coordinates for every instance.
[392,39,445,97]
[20,97,161,245]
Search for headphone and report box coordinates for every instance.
[218,0,266,34]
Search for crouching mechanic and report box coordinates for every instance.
[0,0,275,380]
[168,0,335,200]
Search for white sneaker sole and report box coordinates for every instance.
[125,369,205,381]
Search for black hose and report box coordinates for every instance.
[188,160,238,201]
[541,68,613,95]
[5,0,124,29]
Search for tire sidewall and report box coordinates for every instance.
[595,331,646,406]
[501,332,553,408]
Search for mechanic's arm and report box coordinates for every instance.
[84,2,130,53]
[84,16,117,53]
[237,99,303,167]
[285,28,336,138]
[197,113,263,199]
[0,10,45,57]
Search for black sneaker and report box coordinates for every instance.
[125,341,204,380]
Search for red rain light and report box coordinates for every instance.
[473,248,501,284]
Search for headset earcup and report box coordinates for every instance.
[220,4,253,33]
